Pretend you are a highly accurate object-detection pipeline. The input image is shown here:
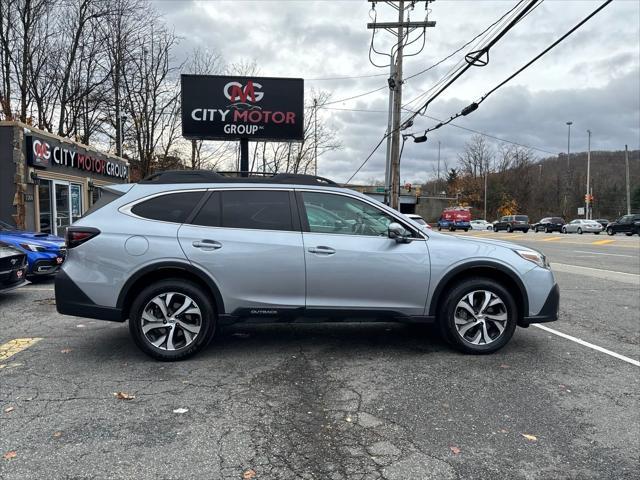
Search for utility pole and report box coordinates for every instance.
[625,144,630,215]
[484,169,488,221]
[313,98,318,176]
[585,129,591,219]
[367,1,436,209]
[563,121,573,217]
[436,140,440,195]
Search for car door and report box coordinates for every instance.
[297,190,430,317]
[178,189,306,315]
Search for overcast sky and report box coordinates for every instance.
[154,0,640,184]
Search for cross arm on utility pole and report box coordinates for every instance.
[367,21,437,29]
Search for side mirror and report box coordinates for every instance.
[388,222,411,243]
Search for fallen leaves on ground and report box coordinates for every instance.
[3,451,17,460]
[60,348,72,354]
[4,406,15,413]
[52,431,62,438]
[243,468,257,479]
[449,446,461,455]
[173,407,189,414]
[113,391,135,401]
[521,433,538,442]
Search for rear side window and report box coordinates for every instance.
[131,191,204,223]
[221,190,293,231]
[191,192,221,227]
[84,188,123,216]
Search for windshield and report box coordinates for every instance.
[0,220,17,231]
[412,218,427,225]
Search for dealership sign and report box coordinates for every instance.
[181,75,304,141]
[26,134,128,180]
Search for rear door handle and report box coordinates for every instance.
[192,240,222,250]
[308,246,336,255]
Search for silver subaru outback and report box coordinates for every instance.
[55,171,558,361]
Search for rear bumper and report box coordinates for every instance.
[521,283,559,326]
[55,269,124,322]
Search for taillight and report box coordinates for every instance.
[66,227,100,249]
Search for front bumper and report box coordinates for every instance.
[0,265,28,293]
[522,283,559,326]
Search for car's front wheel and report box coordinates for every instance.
[577,228,583,234]
[129,279,216,361]
[607,227,614,236]
[438,278,517,354]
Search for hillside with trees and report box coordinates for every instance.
[423,135,639,221]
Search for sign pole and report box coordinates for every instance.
[240,138,249,177]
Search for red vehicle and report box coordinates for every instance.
[437,207,471,232]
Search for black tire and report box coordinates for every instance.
[594,232,600,235]
[438,226,442,231]
[129,279,216,361]
[545,227,550,233]
[523,229,529,234]
[577,228,583,234]
[625,232,633,236]
[607,227,614,236]
[437,277,517,354]
[463,228,468,232]
[562,227,567,234]
[506,225,512,233]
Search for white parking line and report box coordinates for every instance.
[22,287,55,291]
[552,263,640,285]
[533,324,640,367]
[573,250,637,258]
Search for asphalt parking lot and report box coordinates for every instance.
[1,231,638,480]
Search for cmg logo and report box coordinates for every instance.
[32,139,51,162]
[223,80,264,104]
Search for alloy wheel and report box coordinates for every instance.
[140,292,202,351]
[454,290,508,346]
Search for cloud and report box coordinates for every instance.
[153,0,640,184]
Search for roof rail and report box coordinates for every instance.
[139,170,340,187]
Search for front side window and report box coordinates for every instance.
[131,191,205,223]
[302,192,398,237]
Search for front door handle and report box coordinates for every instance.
[308,246,336,255]
[192,240,222,250]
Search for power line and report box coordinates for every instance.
[316,1,530,107]
[323,106,557,155]
[412,0,613,139]
[344,0,541,183]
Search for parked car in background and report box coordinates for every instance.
[0,220,66,278]
[493,215,530,233]
[437,207,471,232]
[55,170,559,360]
[594,219,610,229]
[0,242,27,293]
[605,214,640,236]
[470,219,493,230]
[532,217,565,233]
[406,214,432,230]
[562,219,603,234]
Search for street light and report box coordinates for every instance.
[566,121,573,169]
[586,129,591,219]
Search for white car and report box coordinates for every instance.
[470,219,493,230]
[562,219,603,234]
[406,214,432,230]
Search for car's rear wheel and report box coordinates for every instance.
[438,278,517,354]
[506,225,512,233]
[129,279,216,361]
[562,227,567,234]
[577,228,583,234]
[545,227,550,233]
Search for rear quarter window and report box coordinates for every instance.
[131,191,205,223]
[515,215,529,222]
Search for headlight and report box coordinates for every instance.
[19,243,46,252]
[516,249,549,269]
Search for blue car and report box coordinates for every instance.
[0,220,66,278]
